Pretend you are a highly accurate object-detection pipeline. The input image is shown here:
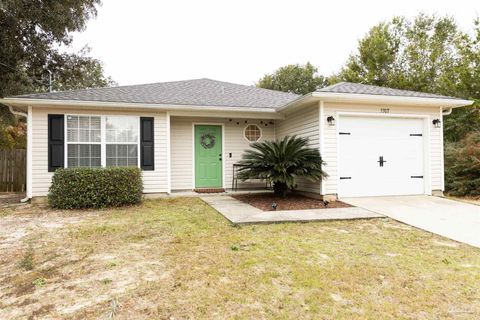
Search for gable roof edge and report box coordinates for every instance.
[0,97,281,114]
[277,92,473,112]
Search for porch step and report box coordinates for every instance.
[194,188,226,194]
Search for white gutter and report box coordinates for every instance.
[3,93,473,116]
[0,97,278,114]
[442,107,453,116]
[25,106,32,201]
[8,105,27,117]
[278,92,474,112]
[311,92,473,107]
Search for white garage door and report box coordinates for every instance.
[338,116,425,197]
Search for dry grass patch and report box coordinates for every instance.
[448,196,480,206]
[0,198,479,319]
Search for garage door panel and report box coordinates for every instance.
[338,116,425,197]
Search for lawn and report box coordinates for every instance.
[1,197,480,319]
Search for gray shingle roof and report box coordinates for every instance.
[317,82,461,100]
[13,78,300,109]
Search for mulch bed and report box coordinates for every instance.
[232,193,352,211]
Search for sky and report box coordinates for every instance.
[70,0,480,86]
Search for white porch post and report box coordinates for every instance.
[319,100,325,196]
[166,112,171,194]
[26,105,33,198]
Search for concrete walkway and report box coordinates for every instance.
[342,196,480,248]
[201,195,383,224]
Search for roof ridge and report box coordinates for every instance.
[317,81,459,100]
[197,78,300,97]
[317,81,347,91]
[15,78,300,99]
[9,78,300,109]
[13,78,211,98]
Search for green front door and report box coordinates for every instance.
[195,125,222,188]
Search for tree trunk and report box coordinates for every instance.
[273,182,288,198]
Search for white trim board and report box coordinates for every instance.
[26,106,33,198]
[166,112,171,193]
[319,100,326,195]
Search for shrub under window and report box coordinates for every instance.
[48,167,143,209]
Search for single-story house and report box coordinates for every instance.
[0,79,472,201]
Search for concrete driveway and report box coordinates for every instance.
[342,196,480,248]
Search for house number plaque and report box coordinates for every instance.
[380,108,390,113]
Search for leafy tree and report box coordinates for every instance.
[444,100,480,143]
[332,14,480,143]
[1,121,26,149]
[0,0,115,148]
[47,46,115,92]
[331,14,480,195]
[237,136,327,197]
[444,133,480,196]
[0,0,110,97]
[257,62,328,95]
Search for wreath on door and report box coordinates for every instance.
[200,133,216,149]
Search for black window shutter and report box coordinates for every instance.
[48,114,64,172]
[140,117,154,170]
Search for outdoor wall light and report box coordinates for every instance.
[327,116,336,126]
[432,119,441,128]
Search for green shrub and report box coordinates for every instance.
[444,132,480,197]
[48,167,143,209]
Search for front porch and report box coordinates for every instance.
[169,115,277,192]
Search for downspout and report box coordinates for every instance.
[8,105,27,118]
[442,107,453,116]
[439,106,453,193]
[7,105,30,202]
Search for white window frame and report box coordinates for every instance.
[104,115,141,168]
[64,115,102,168]
[243,124,262,143]
[64,114,140,169]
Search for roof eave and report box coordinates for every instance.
[0,97,281,114]
[278,92,473,112]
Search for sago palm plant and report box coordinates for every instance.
[237,136,327,197]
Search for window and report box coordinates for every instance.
[244,124,261,142]
[66,115,101,167]
[66,115,139,168]
[106,116,139,167]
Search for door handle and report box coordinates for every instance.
[377,156,387,167]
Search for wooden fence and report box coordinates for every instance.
[0,149,26,192]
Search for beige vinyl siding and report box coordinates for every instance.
[276,104,320,194]
[322,102,443,196]
[30,107,168,197]
[170,117,275,191]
